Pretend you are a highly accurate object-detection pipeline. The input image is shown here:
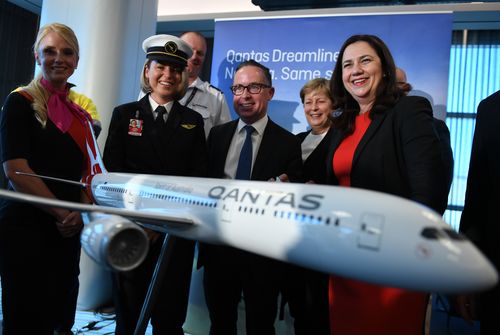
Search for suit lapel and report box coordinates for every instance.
[140,95,169,168]
[327,111,389,183]
[217,121,238,176]
[352,111,388,168]
[162,101,182,145]
[326,128,344,184]
[251,119,276,180]
[137,95,156,139]
[308,127,333,160]
[137,95,154,120]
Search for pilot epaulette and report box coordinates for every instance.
[209,84,223,94]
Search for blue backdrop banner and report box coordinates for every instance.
[211,13,453,132]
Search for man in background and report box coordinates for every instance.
[179,31,231,136]
[396,67,454,193]
[457,90,500,335]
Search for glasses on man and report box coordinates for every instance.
[230,83,271,96]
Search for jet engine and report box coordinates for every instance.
[80,213,149,271]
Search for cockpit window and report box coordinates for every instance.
[421,227,446,239]
[421,227,466,241]
[442,228,467,241]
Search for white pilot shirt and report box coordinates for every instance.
[178,77,232,137]
[148,95,173,122]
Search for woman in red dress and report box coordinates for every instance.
[325,35,449,335]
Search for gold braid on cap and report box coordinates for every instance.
[146,41,188,62]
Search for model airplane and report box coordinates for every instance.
[0,171,497,293]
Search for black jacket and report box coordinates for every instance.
[326,95,448,215]
[103,95,207,177]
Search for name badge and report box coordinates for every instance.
[128,119,143,136]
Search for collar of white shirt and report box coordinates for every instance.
[190,77,206,92]
[148,95,174,118]
[237,114,268,136]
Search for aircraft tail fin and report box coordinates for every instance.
[81,120,108,201]
[86,120,107,176]
[14,121,107,199]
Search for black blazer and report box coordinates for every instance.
[103,95,207,177]
[433,118,454,194]
[460,90,500,270]
[207,118,302,182]
[326,95,448,215]
[297,127,335,185]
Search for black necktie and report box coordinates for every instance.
[155,105,167,125]
[235,125,255,180]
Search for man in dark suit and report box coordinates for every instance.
[457,90,500,335]
[201,59,302,335]
[396,67,454,193]
[103,34,207,335]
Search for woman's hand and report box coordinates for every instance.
[56,211,83,238]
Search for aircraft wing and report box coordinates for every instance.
[0,188,196,229]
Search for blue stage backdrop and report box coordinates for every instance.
[211,13,452,133]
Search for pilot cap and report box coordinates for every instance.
[142,34,193,67]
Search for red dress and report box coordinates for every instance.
[329,112,427,335]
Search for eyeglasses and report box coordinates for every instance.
[230,83,271,95]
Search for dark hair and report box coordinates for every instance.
[235,59,273,86]
[330,34,402,134]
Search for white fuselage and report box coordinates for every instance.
[90,172,497,293]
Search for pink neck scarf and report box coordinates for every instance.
[40,77,91,133]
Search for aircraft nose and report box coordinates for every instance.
[416,226,498,292]
[453,245,498,293]
[434,240,499,293]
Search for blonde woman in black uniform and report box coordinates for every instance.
[0,23,95,335]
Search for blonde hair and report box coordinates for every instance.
[23,23,79,127]
[300,78,334,129]
[299,78,333,104]
[140,59,189,101]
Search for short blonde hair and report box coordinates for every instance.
[299,78,333,104]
